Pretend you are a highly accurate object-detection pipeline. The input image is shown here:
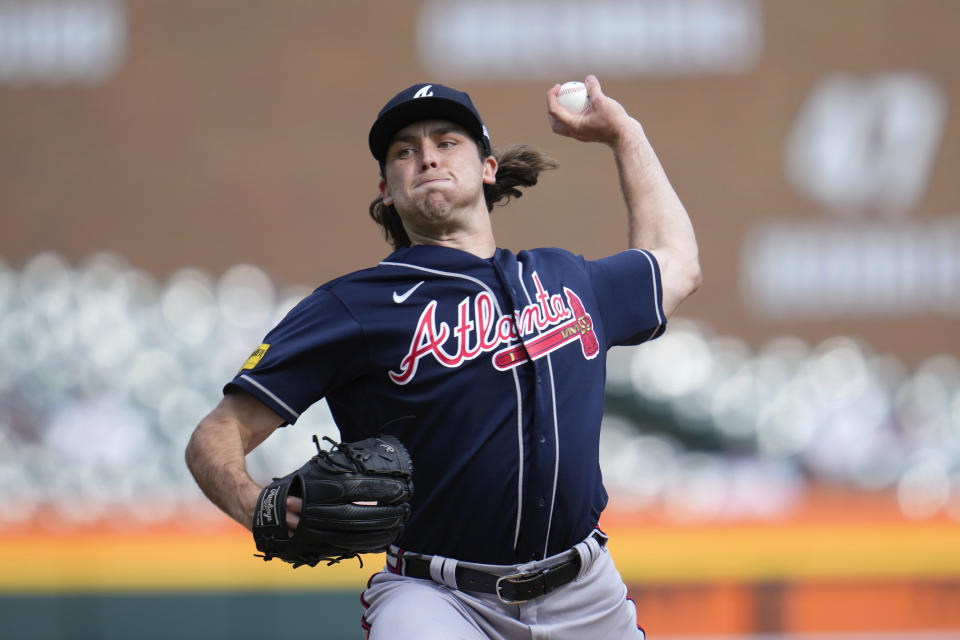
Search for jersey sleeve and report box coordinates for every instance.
[586,248,666,346]
[223,288,368,425]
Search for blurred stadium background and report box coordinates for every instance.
[1,1,958,638]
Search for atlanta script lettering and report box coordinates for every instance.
[389,274,599,385]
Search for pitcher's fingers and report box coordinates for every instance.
[285,495,302,530]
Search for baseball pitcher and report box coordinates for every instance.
[185,75,700,638]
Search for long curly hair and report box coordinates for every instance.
[368,144,559,250]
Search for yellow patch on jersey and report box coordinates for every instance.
[240,343,270,371]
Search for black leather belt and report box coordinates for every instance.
[396,531,606,604]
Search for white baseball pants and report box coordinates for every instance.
[361,533,645,640]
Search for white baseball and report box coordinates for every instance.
[557,81,590,114]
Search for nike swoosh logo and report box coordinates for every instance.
[392,281,424,304]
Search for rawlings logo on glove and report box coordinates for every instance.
[252,434,414,568]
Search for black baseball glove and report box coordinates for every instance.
[252,434,414,568]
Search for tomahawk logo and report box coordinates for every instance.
[413,85,434,98]
[491,288,599,371]
[389,274,599,385]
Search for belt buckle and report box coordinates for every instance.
[494,569,547,605]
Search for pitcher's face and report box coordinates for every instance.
[379,120,497,230]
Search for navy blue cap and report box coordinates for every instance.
[369,83,492,162]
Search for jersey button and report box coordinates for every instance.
[537,498,546,508]
[538,434,546,444]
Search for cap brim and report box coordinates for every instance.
[369,97,487,162]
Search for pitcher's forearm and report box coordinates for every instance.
[612,120,697,258]
[185,416,262,530]
[610,119,701,316]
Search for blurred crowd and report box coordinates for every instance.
[0,252,957,530]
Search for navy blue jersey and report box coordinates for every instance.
[226,244,665,564]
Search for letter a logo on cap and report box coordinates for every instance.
[413,85,434,98]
